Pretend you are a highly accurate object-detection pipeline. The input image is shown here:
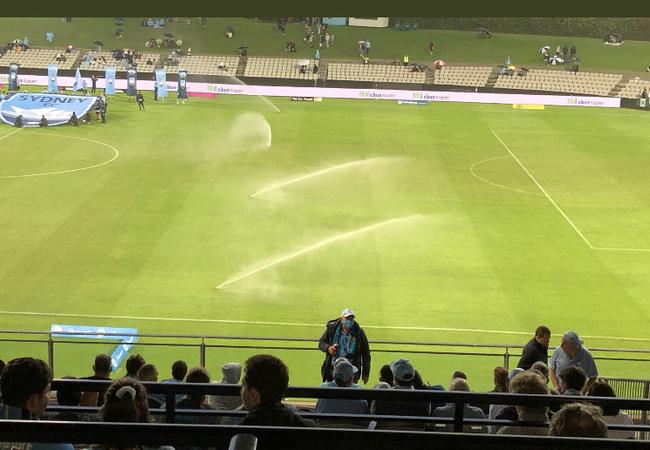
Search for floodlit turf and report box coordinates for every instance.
[1,17,650,73]
[1,92,650,389]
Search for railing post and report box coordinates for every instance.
[48,333,55,373]
[200,338,206,368]
[453,401,464,433]
[503,347,510,370]
[642,381,650,440]
[165,391,176,424]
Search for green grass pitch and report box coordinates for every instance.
[1,91,650,390]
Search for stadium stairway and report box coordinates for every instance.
[236,56,247,77]
[485,67,501,88]
[318,61,328,81]
[610,74,632,97]
[425,67,436,85]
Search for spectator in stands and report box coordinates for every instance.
[0,357,74,450]
[0,358,5,377]
[452,370,467,380]
[549,331,597,394]
[176,367,215,411]
[377,364,394,387]
[316,357,369,417]
[372,359,431,426]
[549,403,607,438]
[91,74,97,94]
[80,354,112,407]
[479,366,509,415]
[52,376,83,421]
[137,363,163,409]
[517,325,551,369]
[558,365,587,396]
[125,354,146,378]
[240,354,311,426]
[432,378,486,432]
[208,362,242,411]
[160,359,187,403]
[39,115,48,128]
[429,40,436,55]
[530,361,560,396]
[586,381,635,439]
[319,308,370,384]
[497,371,549,436]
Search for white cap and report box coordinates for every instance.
[341,308,355,318]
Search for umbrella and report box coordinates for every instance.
[433,59,445,67]
[93,41,103,46]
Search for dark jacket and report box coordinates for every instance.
[517,338,548,370]
[318,318,370,382]
[241,402,311,427]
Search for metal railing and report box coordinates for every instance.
[2,329,650,374]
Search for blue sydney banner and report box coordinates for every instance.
[155,68,167,98]
[51,324,138,370]
[105,66,116,95]
[0,93,99,127]
[47,64,58,93]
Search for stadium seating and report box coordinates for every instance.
[175,55,240,76]
[494,69,622,96]
[0,47,80,70]
[618,77,650,99]
[244,57,318,80]
[327,62,427,84]
[79,51,160,73]
[433,66,492,87]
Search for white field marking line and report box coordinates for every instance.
[490,130,594,249]
[492,130,650,254]
[0,132,119,179]
[470,155,545,197]
[1,310,650,342]
[251,157,396,198]
[0,128,22,142]
[498,130,650,139]
[216,214,423,289]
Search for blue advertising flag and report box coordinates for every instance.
[0,93,99,127]
[104,66,116,95]
[8,64,19,91]
[155,68,167,98]
[47,64,58,93]
[127,68,137,96]
[72,68,83,92]
[178,69,188,99]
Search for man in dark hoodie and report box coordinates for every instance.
[319,308,370,384]
[240,354,311,427]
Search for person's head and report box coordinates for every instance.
[56,376,81,406]
[493,366,509,392]
[137,364,158,382]
[390,359,415,387]
[379,364,394,386]
[125,354,146,377]
[449,378,471,392]
[452,370,467,381]
[171,360,188,381]
[221,363,242,384]
[340,308,356,331]
[586,381,620,416]
[549,403,607,438]
[561,331,583,358]
[0,357,53,416]
[101,377,150,423]
[241,354,289,410]
[185,366,210,405]
[510,371,548,417]
[0,359,6,377]
[535,325,552,347]
[333,358,357,387]
[530,361,550,383]
[559,365,587,394]
[412,370,427,389]
[93,354,112,376]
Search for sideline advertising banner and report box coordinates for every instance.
[0,93,99,127]
[126,68,137,96]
